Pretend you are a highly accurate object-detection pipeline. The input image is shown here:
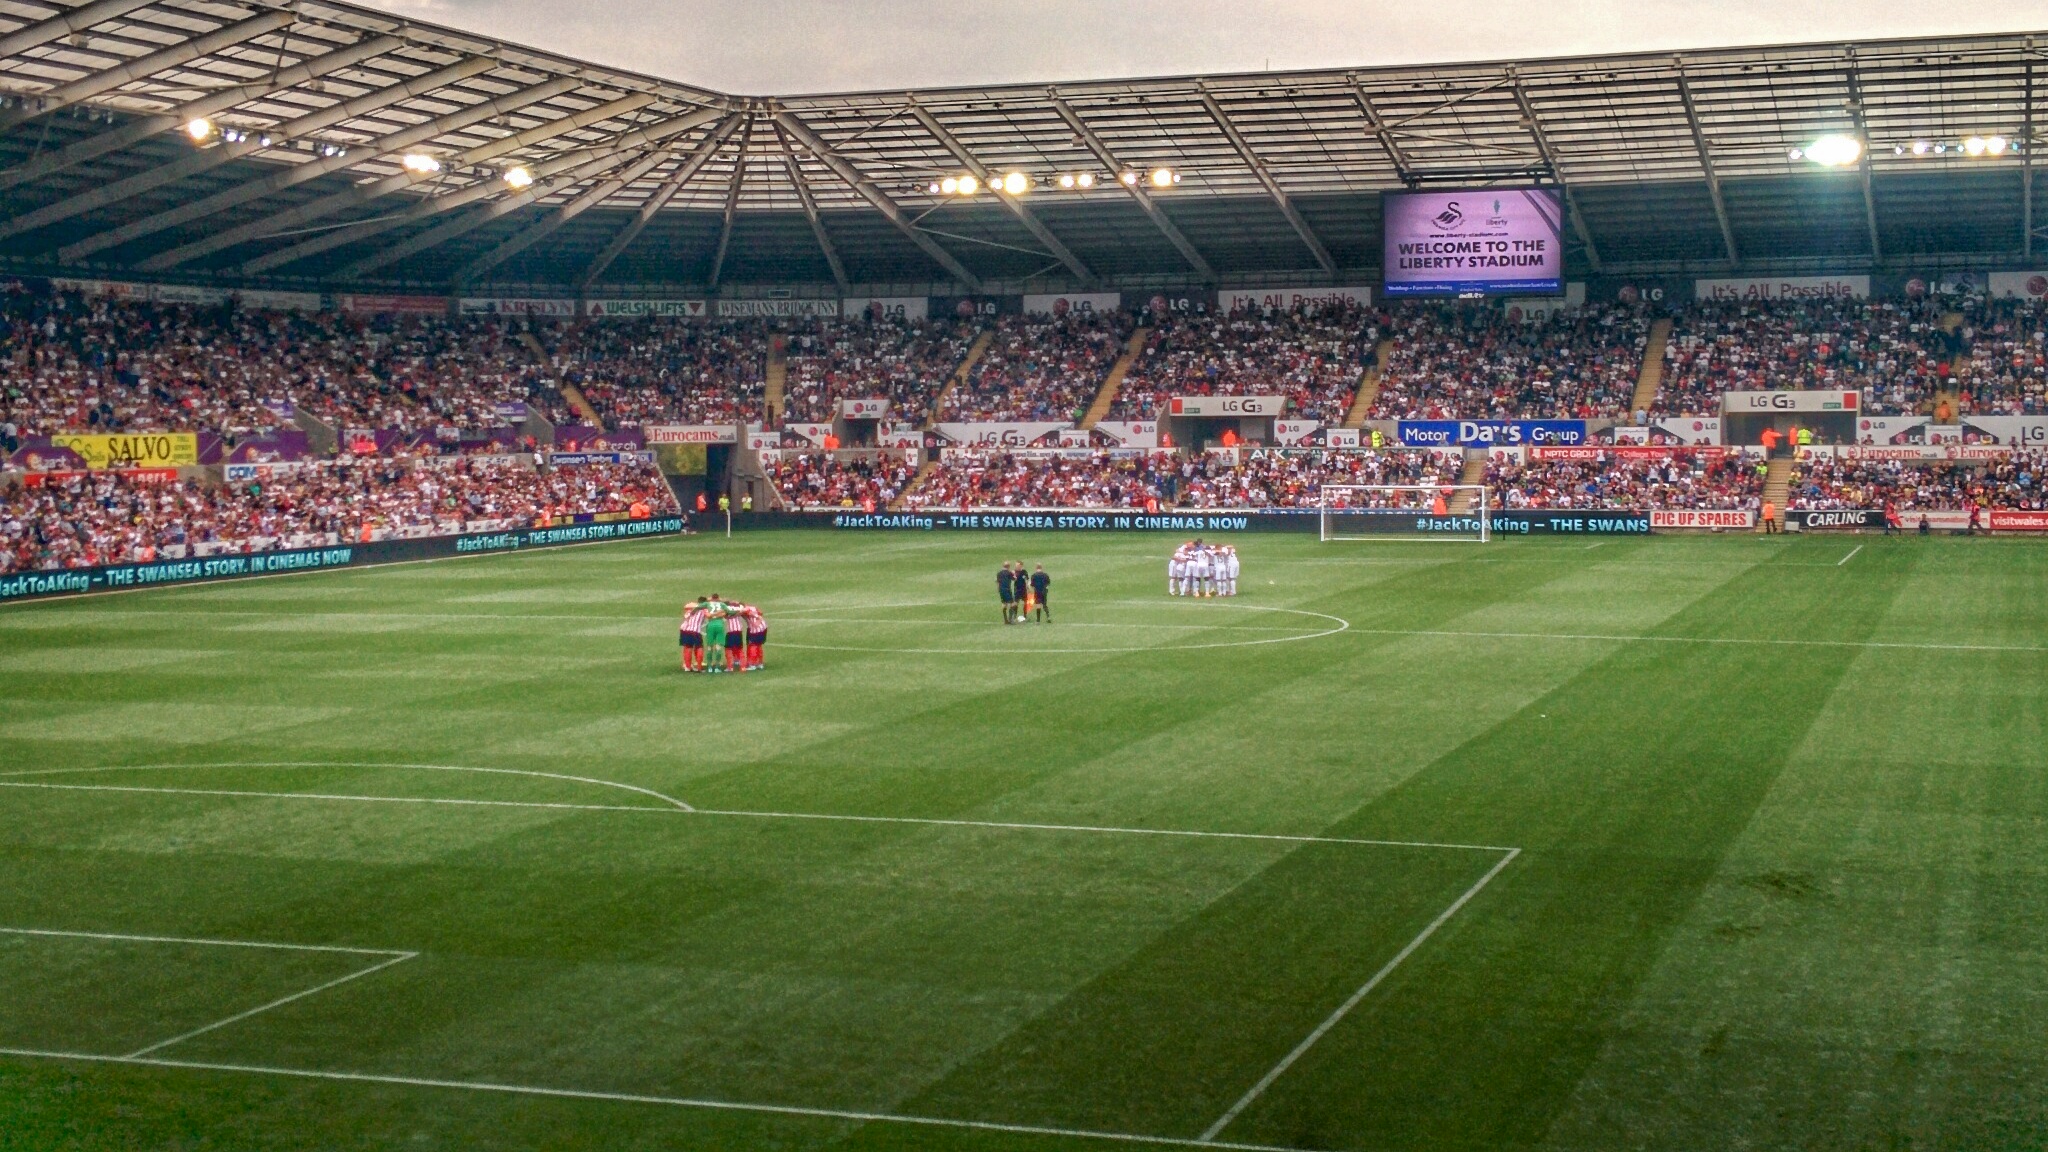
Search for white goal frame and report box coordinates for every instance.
[1319,485,1491,543]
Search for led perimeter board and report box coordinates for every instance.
[1383,188,1564,297]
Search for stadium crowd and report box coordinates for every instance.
[0,286,574,441]
[780,315,981,424]
[1367,302,1649,422]
[764,451,917,510]
[541,315,769,427]
[1485,449,1766,511]
[0,457,675,572]
[904,451,1177,509]
[1941,297,2048,417]
[941,310,1135,423]
[1788,449,2048,510]
[1110,301,1373,422]
[1657,299,1954,417]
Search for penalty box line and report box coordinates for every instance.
[0,1049,1309,1152]
[0,849,1518,1150]
[0,927,417,1060]
[2,773,1521,1141]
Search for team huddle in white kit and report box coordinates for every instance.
[1168,540,1240,597]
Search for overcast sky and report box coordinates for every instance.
[361,1,2044,94]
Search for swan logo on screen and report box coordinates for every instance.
[1431,201,1466,230]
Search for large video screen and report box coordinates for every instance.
[1383,188,1564,297]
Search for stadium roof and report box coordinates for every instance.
[0,0,2043,294]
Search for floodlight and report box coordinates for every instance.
[1120,170,1139,185]
[503,166,534,189]
[1803,134,1862,167]
[1058,173,1076,188]
[1150,166,1175,187]
[1988,135,2009,155]
[184,117,212,142]
[402,152,442,174]
[1000,171,1029,195]
[955,173,979,195]
[1076,172,1095,188]
[1964,136,1987,156]
[1911,139,1930,155]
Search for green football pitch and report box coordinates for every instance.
[1,529,2043,1151]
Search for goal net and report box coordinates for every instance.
[1319,485,1491,542]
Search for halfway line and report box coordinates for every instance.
[1341,626,2041,654]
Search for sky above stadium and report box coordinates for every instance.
[361,0,2038,93]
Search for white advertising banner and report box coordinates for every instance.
[1093,421,1158,448]
[844,296,929,320]
[715,298,841,318]
[645,425,739,445]
[1057,428,1092,447]
[1961,415,2048,445]
[1608,425,1651,444]
[746,429,779,450]
[1652,509,1757,530]
[1169,395,1285,417]
[1219,286,1372,312]
[1855,416,1928,444]
[1723,390,1859,413]
[236,289,324,311]
[1988,272,2048,300]
[879,426,924,449]
[1272,420,1321,446]
[459,297,577,317]
[1023,292,1121,316]
[1652,417,1722,445]
[1324,428,1362,448]
[932,422,1069,447]
[1835,444,2012,462]
[1695,275,1870,302]
[839,399,890,420]
[585,298,707,319]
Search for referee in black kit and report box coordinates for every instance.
[997,562,1017,624]
[1029,564,1051,622]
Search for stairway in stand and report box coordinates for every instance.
[1342,338,1394,428]
[1450,450,1488,513]
[764,334,788,425]
[887,459,939,511]
[1761,456,1793,531]
[924,329,996,428]
[1629,317,1673,420]
[1080,327,1152,430]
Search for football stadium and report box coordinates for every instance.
[2,3,2047,1148]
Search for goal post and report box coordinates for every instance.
[1319,485,1491,542]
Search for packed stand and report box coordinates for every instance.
[1942,298,2048,417]
[1486,449,1765,511]
[1657,299,1954,417]
[1110,301,1373,422]
[903,451,1178,510]
[1368,302,1649,422]
[780,316,980,425]
[1176,449,1465,508]
[0,457,676,572]
[540,316,769,427]
[764,451,916,510]
[0,285,578,441]
[1789,449,2048,511]
[941,310,1136,423]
